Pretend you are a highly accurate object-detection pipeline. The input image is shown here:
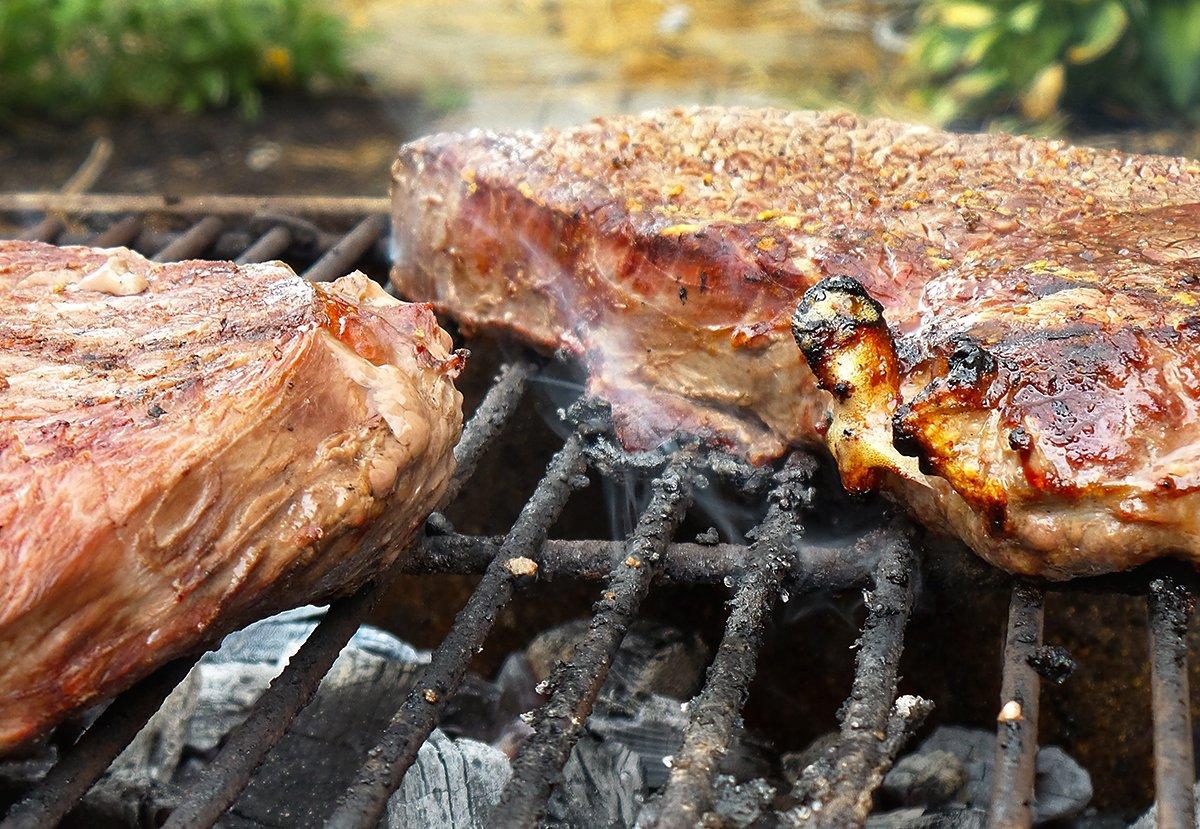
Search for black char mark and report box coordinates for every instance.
[790,275,887,401]
[944,335,998,390]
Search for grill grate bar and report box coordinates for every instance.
[492,451,698,828]
[17,217,63,243]
[235,226,293,265]
[162,593,376,829]
[161,359,535,829]
[986,584,1044,828]
[785,532,921,826]
[90,215,143,248]
[409,531,877,587]
[443,362,536,506]
[301,215,388,283]
[1148,576,1196,829]
[151,216,224,262]
[0,657,197,829]
[650,455,813,828]
[324,433,590,829]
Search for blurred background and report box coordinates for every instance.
[5,0,1200,198]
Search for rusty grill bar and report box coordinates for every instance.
[494,451,698,828]
[651,455,811,829]
[987,584,1044,828]
[0,198,1196,827]
[1149,577,1197,829]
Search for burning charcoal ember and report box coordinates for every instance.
[544,733,645,827]
[388,730,511,829]
[879,726,1092,824]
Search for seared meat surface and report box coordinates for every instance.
[392,106,1200,578]
[0,241,463,752]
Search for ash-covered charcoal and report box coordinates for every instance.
[780,732,840,787]
[1131,783,1200,829]
[638,774,777,829]
[587,693,771,789]
[28,607,508,828]
[388,730,511,829]
[879,726,1092,824]
[441,673,505,743]
[544,732,644,827]
[708,775,778,828]
[524,619,712,703]
[882,749,966,808]
[866,805,985,829]
[0,746,60,813]
[538,619,770,783]
[495,652,545,726]
[509,618,772,821]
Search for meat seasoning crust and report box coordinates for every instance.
[391,106,1200,579]
[0,241,463,753]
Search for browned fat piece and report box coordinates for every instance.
[0,241,463,753]
[391,106,1200,579]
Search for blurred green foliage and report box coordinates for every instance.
[0,0,351,121]
[909,0,1200,125]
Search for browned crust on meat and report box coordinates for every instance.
[0,241,463,750]
[391,106,1200,577]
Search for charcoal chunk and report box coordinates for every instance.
[389,730,510,829]
[544,733,644,828]
[10,606,506,828]
[882,726,1092,824]
[883,749,967,807]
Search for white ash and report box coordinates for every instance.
[878,725,1092,825]
[0,606,506,828]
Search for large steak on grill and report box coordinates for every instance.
[0,241,463,752]
[391,106,1200,578]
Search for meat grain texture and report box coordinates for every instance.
[0,241,463,753]
[392,106,1200,578]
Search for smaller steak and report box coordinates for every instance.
[0,241,463,752]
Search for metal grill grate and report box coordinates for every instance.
[0,197,1196,828]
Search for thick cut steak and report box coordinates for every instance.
[392,106,1200,578]
[0,241,463,752]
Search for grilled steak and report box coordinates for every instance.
[392,106,1200,578]
[0,241,463,752]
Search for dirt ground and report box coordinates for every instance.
[0,93,434,198]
